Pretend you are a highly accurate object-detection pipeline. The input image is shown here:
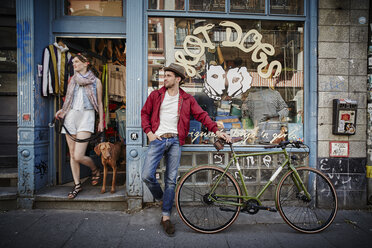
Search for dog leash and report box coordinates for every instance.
[49,117,104,143]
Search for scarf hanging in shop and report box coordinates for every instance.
[62,70,99,114]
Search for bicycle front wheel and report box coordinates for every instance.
[276,167,337,233]
[175,166,241,234]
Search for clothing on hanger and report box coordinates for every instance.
[107,63,126,102]
[42,42,73,96]
[101,64,110,128]
[115,106,126,141]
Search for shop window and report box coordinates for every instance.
[147,17,304,146]
[64,0,123,16]
[148,0,185,10]
[189,0,225,12]
[230,0,265,13]
[270,0,304,15]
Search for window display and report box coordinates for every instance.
[148,0,185,10]
[270,0,304,15]
[64,0,123,16]
[148,17,304,145]
[230,0,265,13]
[189,0,225,12]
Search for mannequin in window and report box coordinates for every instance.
[241,77,288,127]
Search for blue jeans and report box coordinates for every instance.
[142,137,181,216]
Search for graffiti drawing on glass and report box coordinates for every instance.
[148,18,304,145]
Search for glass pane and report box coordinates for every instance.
[270,0,304,15]
[190,0,225,12]
[230,0,265,13]
[148,0,185,10]
[64,0,123,16]
[147,17,304,145]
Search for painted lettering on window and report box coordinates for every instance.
[175,21,282,79]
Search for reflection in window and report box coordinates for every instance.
[270,0,304,15]
[148,0,185,10]
[189,0,225,12]
[230,0,265,13]
[64,0,123,16]
[148,17,304,145]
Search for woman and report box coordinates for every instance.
[55,53,104,199]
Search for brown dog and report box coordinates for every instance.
[94,142,123,194]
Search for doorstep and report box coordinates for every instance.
[0,187,17,210]
[34,178,128,211]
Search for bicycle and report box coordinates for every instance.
[175,139,338,234]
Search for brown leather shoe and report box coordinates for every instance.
[160,218,175,236]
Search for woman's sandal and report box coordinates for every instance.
[68,182,82,199]
[91,168,101,186]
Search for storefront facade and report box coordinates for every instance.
[140,0,317,208]
[14,0,369,210]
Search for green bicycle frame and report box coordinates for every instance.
[208,146,311,207]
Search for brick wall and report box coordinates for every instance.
[317,0,369,208]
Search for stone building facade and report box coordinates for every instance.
[317,0,370,208]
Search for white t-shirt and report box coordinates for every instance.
[72,86,84,111]
[155,91,179,136]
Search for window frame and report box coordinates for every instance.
[53,0,127,35]
[144,0,311,151]
[146,0,306,17]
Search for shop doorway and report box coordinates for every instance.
[54,37,126,189]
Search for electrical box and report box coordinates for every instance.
[332,99,357,135]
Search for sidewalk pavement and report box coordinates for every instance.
[0,206,371,248]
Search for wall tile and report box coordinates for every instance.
[318,107,333,125]
[319,59,349,75]
[319,0,350,9]
[349,75,367,93]
[319,9,350,26]
[349,158,367,173]
[319,75,348,92]
[349,42,367,59]
[319,42,349,59]
[349,141,367,157]
[350,26,368,42]
[319,26,349,42]
[349,59,367,75]
[350,10,369,26]
[318,91,349,108]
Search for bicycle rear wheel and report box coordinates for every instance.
[276,167,337,233]
[175,165,241,234]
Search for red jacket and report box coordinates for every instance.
[141,87,218,146]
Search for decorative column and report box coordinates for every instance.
[125,0,145,210]
[17,0,35,209]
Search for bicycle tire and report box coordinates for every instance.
[276,167,338,233]
[175,165,241,234]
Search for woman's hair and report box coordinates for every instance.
[74,52,99,77]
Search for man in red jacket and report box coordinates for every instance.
[141,63,231,236]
